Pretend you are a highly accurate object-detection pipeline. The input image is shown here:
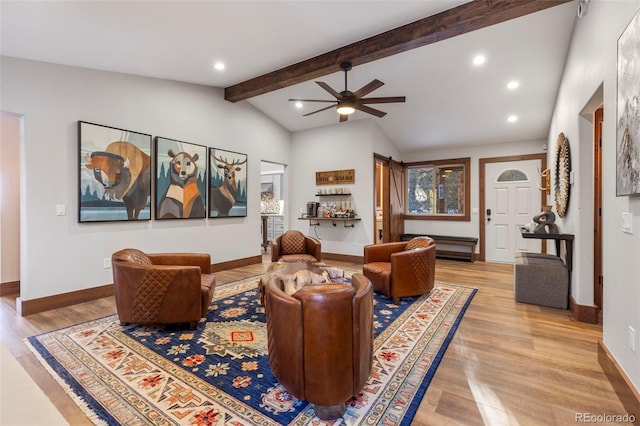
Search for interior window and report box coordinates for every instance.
[405,157,470,221]
[497,169,528,182]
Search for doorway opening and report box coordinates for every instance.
[373,154,404,244]
[260,161,285,254]
[579,83,603,322]
[0,112,22,296]
[374,158,387,244]
[593,106,603,316]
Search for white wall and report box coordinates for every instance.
[0,113,21,283]
[402,139,546,245]
[0,57,291,301]
[290,119,400,256]
[548,0,640,392]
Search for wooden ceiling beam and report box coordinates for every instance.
[224,0,572,102]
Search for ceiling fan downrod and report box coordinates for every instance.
[340,61,352,95]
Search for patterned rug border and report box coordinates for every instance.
[25,334,112,426]
[26,276,477,426]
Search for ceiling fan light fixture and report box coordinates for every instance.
[336,103,355,115]
[290,61,405,121]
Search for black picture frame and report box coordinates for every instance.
[78,121,152,223]
[154,137,208,219]
[209,147,248,217]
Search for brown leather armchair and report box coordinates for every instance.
[112,248,216,330]
[264,273,373,420]
[271,230,321,263]
[363,237,436,304]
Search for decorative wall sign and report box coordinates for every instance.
[78,121,151,222]
[315,169,355,185]
[554,133,571,218]
[209,148,248,217]
[155,137,207,219]
[616,8,640,196]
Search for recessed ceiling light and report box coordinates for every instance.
[472,55,486,66]
[507,115,518,123]
[213,62,225,71]
[507,81,520,90]
[295,101,303,108]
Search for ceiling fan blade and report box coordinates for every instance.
[289,98,337,103]
[352,79,384,99]
[316,81,343,99]
[354,104,387,117]
[358,96,406,104]
[339,114,349,123]
[303,104,336,116]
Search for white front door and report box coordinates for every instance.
[485,159,542,263]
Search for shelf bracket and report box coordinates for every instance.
[343,221,355,228]
[310,221,320,227]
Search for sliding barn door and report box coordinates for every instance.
[389,160,405,242]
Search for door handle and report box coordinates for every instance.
[486,208,491,222]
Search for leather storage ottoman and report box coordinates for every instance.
[514,252,568,309]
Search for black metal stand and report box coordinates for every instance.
[520,229,575,293]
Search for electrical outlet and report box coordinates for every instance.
[103,258,111,269]
[56,204,66,216]
[629,326,636,353]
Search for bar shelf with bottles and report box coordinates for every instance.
[299,188,360,227]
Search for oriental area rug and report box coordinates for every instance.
[27,274,476,426]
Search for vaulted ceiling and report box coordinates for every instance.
[0,0,578,152]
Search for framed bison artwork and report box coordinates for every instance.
[154,137,207,220]
[78,121,152,222]
[209,148,248,217]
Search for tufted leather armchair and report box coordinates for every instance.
[271,230,321,263]
[363,237,436,304]
[112,248,216,330]
[264,273,373,420]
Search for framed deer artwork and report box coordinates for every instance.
[78,121,152,223]
[154,137,207,219]
[209,147,248,217]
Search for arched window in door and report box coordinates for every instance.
[497,169,528,182]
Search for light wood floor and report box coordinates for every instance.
[0,257,627,425]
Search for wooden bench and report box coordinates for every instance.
[401,234,478,262]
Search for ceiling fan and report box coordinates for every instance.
[289,61,406,122]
